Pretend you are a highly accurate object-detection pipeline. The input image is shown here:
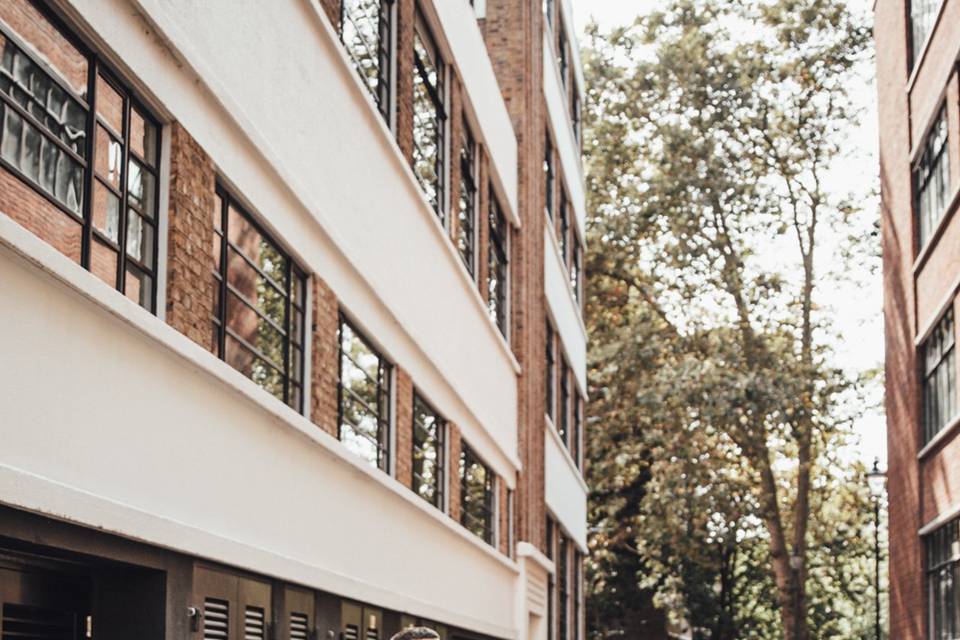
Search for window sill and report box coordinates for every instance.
[544,413,587,494]
[0,210,520,576]
[912,184,960,276]
[918,413,960,461]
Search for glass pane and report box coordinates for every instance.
[125,263,153,309]
[126,209,154,266]
[96,73,123,133]
[225,334,284,402]
[225,290,285,371]
[212,192,223,230]
[227,206,285,283]
[127,158,155,216]
[90,238,117,287]
[129,106,156,164]
[95,125,123,189]
[225,247,286,327]
[92,180,120,242]
[1,106,23,166]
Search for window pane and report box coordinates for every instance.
[412,21,444,217]
[95,124,122,189]
[125,263,153,308]
[130,106,157,165]
[225,334,284,402]
[339,320,390,470]
[126,210,154,266]
[225,290,285,373]
[228,205,285,282]
[0,0,88,96]
[127,157,155,217]
[226,247,287,328]
[92,180,120,242]
[96,73,123,133]
[90,238,117,287]
[413,395,443,507]
[342,0,388,113]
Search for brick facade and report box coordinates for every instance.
[447,423,463,522]
[311,275,340,438]
[395,367,414,487]
[319,0,340,28]
[877,0,960,637]
[165,123,217,352]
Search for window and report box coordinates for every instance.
[572,394,582,469]
[211,188,307,410]
[543,0,554,26]
[923,308,956,444]
[487,194,509,337]
[0,0,160,310]
[457,118,477,275]
[557,532,569,640]
[914,106,950,248]
[570,234,581,302]
[339,317,392,471]
[927,517,960,639]
[412,393,445,509]
[460,444,493,544]
[341,0,393,120]
[558,358,569,443]
[546,320,556,420]
[557,18,569,88]
[571,90,581,147]
[412,13,446,219]
[544,132,554,219]
[547,518,555,640]
[910,0,943,66]
[558,187,569,264]
[573,551,582,640]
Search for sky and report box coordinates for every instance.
[571,0,887,466]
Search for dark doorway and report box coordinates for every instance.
[0,550,93,640]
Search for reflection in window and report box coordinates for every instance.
[546,320,556,420]
[0,0,160,310]
[212,188,306,411]
[487,195,509,337]
[412,13,445,218]
[457,119,476,276]
[914,106,949,248]
[412,393,444,508]
[460,445,493,544]
[339,318,391,471]
[544,132,554,219]
[341,0,393,120]
[570,235,581,302]
[923,308,956,445]
[926,517,960,640]
[910,0,943,66]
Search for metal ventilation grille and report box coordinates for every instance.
[1,603,76,640]
[244,606,265,640]
[289,612,309,640]
[365,631,378,640]
[203,598,229,640]
[343,624,359,640]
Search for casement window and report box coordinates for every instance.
[547,518,555,640]
[570,234,582,302]
[557,532,569,640]
[0,0,160,311]
[926,517,960,639]
[572,394,582,469]
[460,444,494,545]
[338,317,392,471]
[571,90,581,147]
[412,393,445,509]
[558,358,570,443]
[544,132,555,219]
[573,550,583,640]
[211,188,306,410]
[341,0,393,121]
[487,194,509,337]
[546,320,556,420]
[457,117,477,276]
[557,18,569,88]
[914,106,950,248]
[910,0,943,66]
[558,187,569,265]
[412,13,446,219]
[923,308,956,444]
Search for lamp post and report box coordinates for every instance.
[866,458,887,640]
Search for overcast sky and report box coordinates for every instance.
[570,0,886,466]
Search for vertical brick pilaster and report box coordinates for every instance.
[447,423,462,522]
[166,122,216,352]
[498,479,510,556]
[395,367,414,487]
[394,0,415,163]
[448,78,464,246]
[311,276,340,438]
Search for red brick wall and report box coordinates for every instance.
[394,0,415,163]
[311,276,340,438]
[395,368,414,487]
[498,480,510,556]
[448,424,462,522]
[0,0,88,94]
[166,122,217,352]
[448,79,465,248]
[0,169,83,263]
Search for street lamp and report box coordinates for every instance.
[866,458,887,640]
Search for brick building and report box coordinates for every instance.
[0,1,588,639]
[877,0,960,636]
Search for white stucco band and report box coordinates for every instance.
[544,425,588,551]
[0,218,518,638]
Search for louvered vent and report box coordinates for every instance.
[290,612,309,640]
[343,624,359,640]
[204,598,229,640]
[1,603,76,640]
[244,606,265,640]
[365,630,378,640]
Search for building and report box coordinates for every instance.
[0,0,588,639]
[877,0,960,637]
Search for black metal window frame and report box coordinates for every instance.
[558,186,569,265]
[412,391,445,510]
[547,518,555,640]
[0,2,161,312]
[558,356,569,444]
[926,516,960,639]
[412,10,447,220]
[546,320,556,420]
[572,550,582,640]
[544,131,554,219]
[570,89,581,147]
[923,307,956,445]
[910,0,944,69]
[338,315,393,472]
[557,531,569,640]
[340,0,394,121]
[914,105,950,249]
[487,193,509,338]
[457,115,477,276]
[572,393,582,469]
[211,185,307,412]
[570,232,581,302]
[460,443,494,545]
[557,15,569,89]
[543,0,554,26]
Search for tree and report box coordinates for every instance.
[582,0,876,637]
